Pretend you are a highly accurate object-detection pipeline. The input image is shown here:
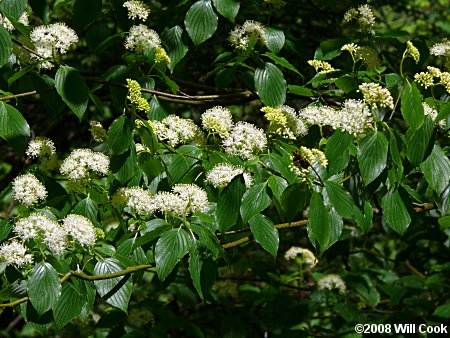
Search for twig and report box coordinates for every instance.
[0,88,54,101]
[404,259,425,279]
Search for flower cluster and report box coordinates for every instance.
[358,83,394,109]
[299,100,372,136]
[127,79,150,112]
[151,115,205,147]
[261,105,308,139]
[0,12,29,32]
[14,213,67,255]
[125,24,161,54]
[430,39,450,57]
[284,246,318,268]
[30,23,79,69]
[201,106,234,138]
[26,137,58,170]
[12,173,47,206]
[62,214,97,246]
[205,163,252,189]
[289,147,328,180]
[153,184,209,217]
[112,187,155,215]
[341,43,360,55]
[229,20,267,50]
[423,102,446,128]
[123,0,150,21]
[317,274,347,293]
[343,4,376,29]
[0,241,33,267]
[222,122,267,160]
[89,121,107,142]
[307,60,335,74]
[154,47,171,64]
[405,41,420,63]
[415,66,450,93]
[60,149,110,180]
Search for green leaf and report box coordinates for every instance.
[0,0,28,19]
[401,80,424,130]
[93,258,133,313]
[0,219,12,242]
[53,283,83,328]
[406,116,434,165]
[216,176,245,232]
[0,25,12,68]
[27,262,61,315]
[155,228,192,281]
[381,189,411,235]
[335,76,357,94]
[435,102,450,124]
[357,131,388,185]
[267,175,288,200]
[279,183,310,222]
[353,201,373,233]
[134,219,170,249]
[433,303,450,319]
[55,66,89,120]
[439,216,450,228]
[240,182,271,224]
[71,196,98,224]
[184,0,218,45]
[189,242,217,299]
[0,102,30,155]
[325,129,352,175]
[107,116,133,154]
[254,62,287,106]
[421,145,450,195]
[325,181,354,218]
[110,147,139,184]
[249,214,279,257]
[72,0,102,31]
[263,52,301,75]
[162,26,189,73]
[288,85,314,97]
[212,0,240,23]
[266,27,285,54]
[29,0,49,24]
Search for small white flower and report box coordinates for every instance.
[125,24,161,54]
[222,122,267,160]
[60,149,109,180]
[201,106,234,138]
[317,274,347,293]
[423,102,446,128]
[0,13,14,32]
[30,23,78,69]
[62,214,97,246]
[205,163,244,189]
[262,105,308,139]
[0,241,33,267]
[358,82,394,109]
[153,184,209,217]
[337,99,373,136]
[430,40,450,57]
[12,174,47,206]
[151,115,205,147]
[26,137,58,170]
[284,246,318,267]
[112,187,155,215]
[229,20,267,50]
[123,0,150,21]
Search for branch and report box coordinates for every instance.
[0,88,54,102]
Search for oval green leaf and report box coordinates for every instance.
[53,283,83,329]
[254,62,287,107]
[212,0,240,23]
[162,26,189,73]
[184,0,218,45]
[27,262,61,315]
[240,182,271,224]
[266,27,285,54]
[0,25,12,68]
[249,214,279,257]
[357,130,388,185]
[55,66,89,120]
[381,189,411,235]
[0,102,30,155]
[401,80,424,130]
[420,145,450,195]
[107,115,133,154]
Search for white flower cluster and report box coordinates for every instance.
[12,173,47,206]
[123,0,150,21]
[153,184,209,217]
[0,12,29,32]
[14,213,67,255]
[229,20,267,50]
[317,274,347,293]
[201,106,234,138]
[151,115,205,147]
[284,246,318,268]
[112,187,155,215]
[430,39,450,57]
[26,137,58,170]
[205,163,252,189]
[0,241,33,267]
[30,23,79,69]
[415,66,450,93]
[62,214,97,246]
[261,105,308,139]
[307,60,335,74]
[222,122,267,160]
[358,83,394,109]
[299,100,373,136]
[60,149,110,180]
[343,4,376,29]
[423,102,446,128]
[125,24,161,54]
[89,121,107,142]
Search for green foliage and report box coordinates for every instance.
[0,0,450,336]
